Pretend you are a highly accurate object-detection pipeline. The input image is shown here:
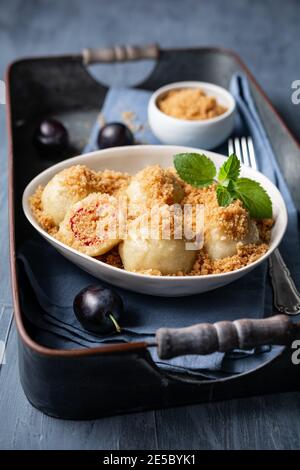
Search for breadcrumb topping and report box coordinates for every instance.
[208,199,250,241]
[29,163,273,276]
[96,247,123,269]
[29,186,58,235]
[96,169,131,195]
[58,165,100,198]
[57,165,131,198]
[188,243,269,276]
[183,184,251,241]
[256,218,274,243]
[137,165,185,206]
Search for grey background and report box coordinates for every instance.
[0,0,300,450]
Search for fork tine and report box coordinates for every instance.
[247,136,258,171]
[241,137,250,167]
[228,138,234,156]
[234,137,243,164]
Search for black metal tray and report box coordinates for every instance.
[7,45,300,419]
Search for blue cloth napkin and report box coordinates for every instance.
[84,88,160,152]
[18,73,299,377]
[230,75,300,281]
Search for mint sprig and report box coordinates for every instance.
[174,153,272,219]
[234,178,273,219]
[216,184,234,207]
[218,153,240,183]
[174,153,216,188]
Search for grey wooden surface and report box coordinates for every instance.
[0,0,300,450]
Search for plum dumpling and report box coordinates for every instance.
[55,193,121,256]
[204,200,260,261]
[126,165,185,217]
[119,205,196,275]
[41,165,100,225]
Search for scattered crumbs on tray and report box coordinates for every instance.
[78,138,89,148]
[121,110,136,122]
[97,112,106,128]
[121,110,144,134]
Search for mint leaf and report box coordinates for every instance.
[173,152,272,220]
[218,154,240,183]
[235,178,273,219]
[216,185,235,207]
[174,153,216,188]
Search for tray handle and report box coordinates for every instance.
[82,43,159,65]
[156,314,297,360]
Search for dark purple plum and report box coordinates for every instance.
[73,285,123,334]
[97,122,134,149]
[35,118,69,153]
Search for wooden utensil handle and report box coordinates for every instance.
[156,315,297,360]
[82,44,159,65]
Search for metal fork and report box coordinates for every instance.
[228,136,300,315]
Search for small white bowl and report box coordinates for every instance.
[23,145,287,297]
[148,81,236,149]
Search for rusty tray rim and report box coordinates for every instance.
[6,45,299,366]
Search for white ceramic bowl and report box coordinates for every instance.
[148,81,236,149]
[22,145,287,297]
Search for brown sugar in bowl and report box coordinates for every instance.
[148,81,236,149]
[157,87,227,121]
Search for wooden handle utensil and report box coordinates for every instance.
[82,44,159,65]
[156,314,297,360]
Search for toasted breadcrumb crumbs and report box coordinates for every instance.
[209,200,250,241]
[97,112,106,128]
[49,165,130,199]
[131,268,163,276]
[158,88,227,121]
[183,183,252,241]
[121,110,144,134]
[29,164,273,276]
[58,165,100,198]
[138,165,185,206]
[256,218,274,243]
[122,111,136,122]
[29,186,58,235]
[96,248,123,269]
[187,243,269,276]
[96,169,130,195]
